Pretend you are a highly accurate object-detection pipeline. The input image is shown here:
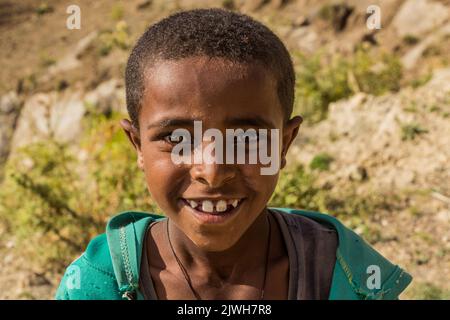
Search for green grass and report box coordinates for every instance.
[309,153,334,171]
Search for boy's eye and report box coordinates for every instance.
[162,131,191,145]
[164,133,181,144]
[235,131,264,144]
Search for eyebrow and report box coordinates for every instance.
[147,118,196,130]
[225,116,276,129]
[146,116,276,130]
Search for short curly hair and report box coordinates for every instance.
[125,8,295,128]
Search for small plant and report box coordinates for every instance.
[110,4,124,21]
[309,153,334,171]
[35,3,53,16]
[401,123,428,141]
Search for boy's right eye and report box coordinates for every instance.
[163,133,182,144]
[162,132,191,145]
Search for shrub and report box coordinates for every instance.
[269,165,327,212]
[0,110,158,272]
[98,21,131,56]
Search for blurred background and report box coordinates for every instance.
[0,0,449,299]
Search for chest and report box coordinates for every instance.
[149,255,289,300]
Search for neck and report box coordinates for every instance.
[167,208,271,280]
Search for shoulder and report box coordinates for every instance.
[55,233,121,300]
[271,207,413,299]
[271,207,338,248]
[56,210,163,300]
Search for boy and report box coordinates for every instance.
[56,8,412,300]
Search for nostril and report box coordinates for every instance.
[196,177,209,185]
[190,164,237,188]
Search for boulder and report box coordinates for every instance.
[393,0,449,38]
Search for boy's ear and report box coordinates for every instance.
[120,119,145,170]
[280,115,303,169]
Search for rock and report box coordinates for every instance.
[0,92,22,170]
[28,272,51,287]
[401,23,450,70]
[425,66,450,92]
[393,0,449,38]
[83,79,126,115]
[11,91,85,149]
[349,165,368,182]
[294,67,450,193]
[10,78,125,151]
[40,31,98,82]
[287,26,318,53]
[136,0,152,10]
[292,15,309,27]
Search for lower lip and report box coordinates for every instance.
[180,199,244,224]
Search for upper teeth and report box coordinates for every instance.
[186,199,240,212]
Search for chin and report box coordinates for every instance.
[189,233,240,252]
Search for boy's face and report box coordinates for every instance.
[122,56,301,251]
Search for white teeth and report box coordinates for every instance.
[202,200,214,213]
[188,200,198,208]
[216,200,227,212]
[185,198,241,212]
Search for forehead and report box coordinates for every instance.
[140,56,283,128]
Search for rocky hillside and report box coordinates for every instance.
[0,0,449,299]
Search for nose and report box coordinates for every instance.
[190,162,236,189]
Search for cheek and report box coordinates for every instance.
[239,164,279,201]
[141,149,187,205]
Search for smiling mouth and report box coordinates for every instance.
[182,198,242,213]
[180,198,245,223]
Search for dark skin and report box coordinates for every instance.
[121,56,302,299]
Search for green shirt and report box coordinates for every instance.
[55,208,412,300]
